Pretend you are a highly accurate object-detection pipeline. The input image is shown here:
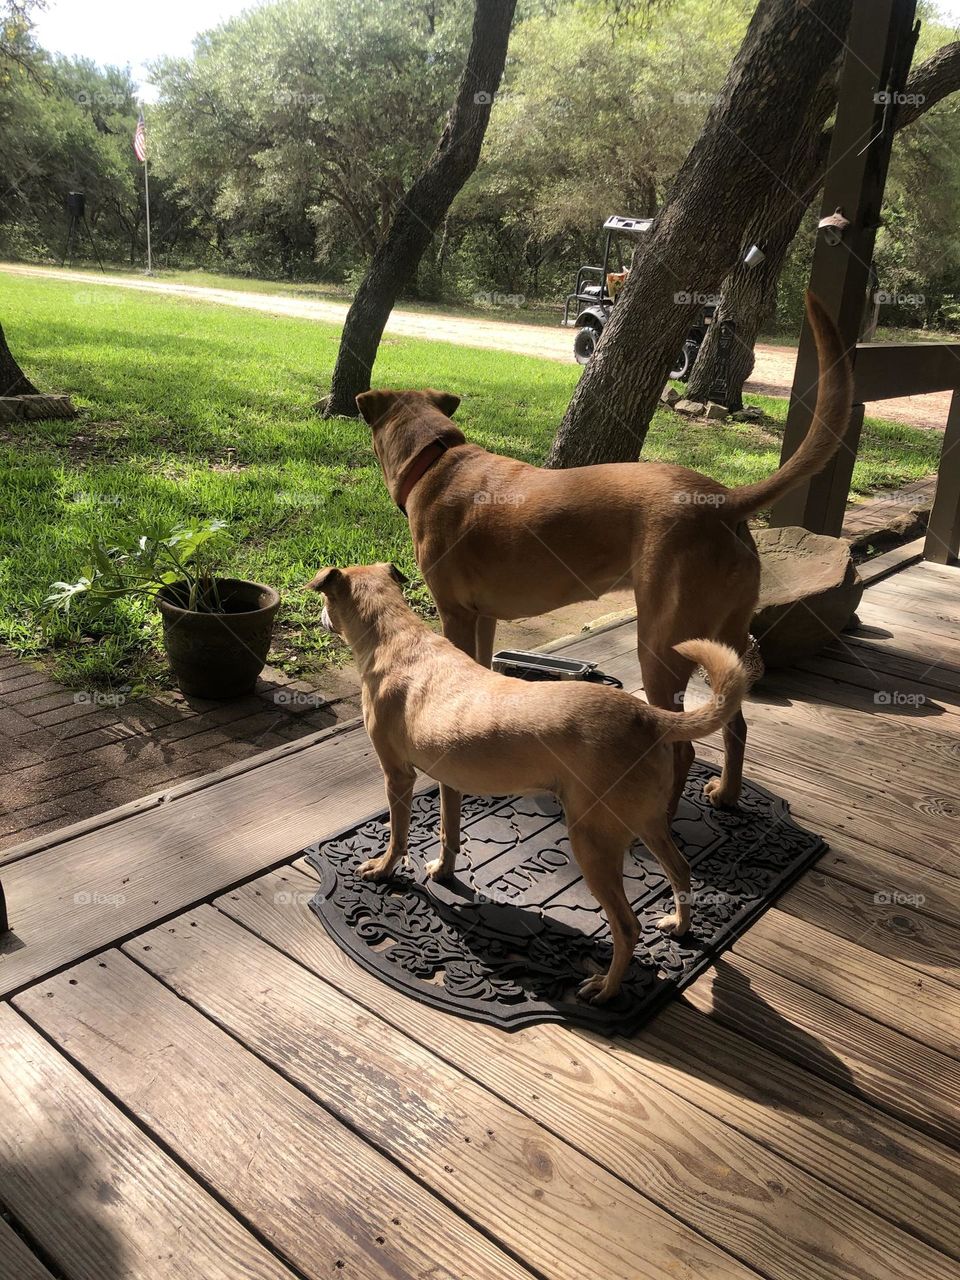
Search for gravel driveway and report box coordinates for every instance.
[2,263,950,430]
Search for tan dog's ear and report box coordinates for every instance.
[387,563,409,587]
[306,566,343,594]
[424,389,461,419]
[356,389,398,427]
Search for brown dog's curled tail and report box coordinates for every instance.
[657,640,747,742]
[721,291,853,521]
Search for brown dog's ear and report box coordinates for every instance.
[387,563,409,587]
[356,389,399,427]
[306,566,343,594]
[424,388,460,419]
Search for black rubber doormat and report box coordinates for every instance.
[304,762,826,1037]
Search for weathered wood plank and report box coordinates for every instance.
[624,1002,960,1263]
[815,836,960,927]
[682,951,960,1147]
[818,634,960,694]
[213,868,960,1273]
[15,953,529,1280]
[0,1216,55,1280]
[731,909,960,1058]
[0,725,388,995]
[0,1003,297,1280]
[694,736,958,878]
[125,906,754,1280]
[857,538,925,585]
[776,872,960,989]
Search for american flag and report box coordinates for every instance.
[133,112,147,163]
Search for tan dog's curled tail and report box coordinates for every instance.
[657,640,748,742]
[721,291,853,521]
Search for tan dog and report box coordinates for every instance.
[308,562,747,1003]
[356,292,852,828]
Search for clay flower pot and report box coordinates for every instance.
[156,577,280,699]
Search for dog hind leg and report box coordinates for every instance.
[639,650,696,823]
[637,816,692,937]
[569,826,640,1005]
[704,625,750,809]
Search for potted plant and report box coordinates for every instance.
[47,520,280,699]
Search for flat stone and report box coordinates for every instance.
[704,402,729,420]
[751,527,864,667]
[732,406,763,422]
[18,394,77,420]
[660,385,680,405]
[674,399,706,416]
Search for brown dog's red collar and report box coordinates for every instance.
[395,440,450,515]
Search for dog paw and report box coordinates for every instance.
[704,776,739,809]
[577,974,617,1005]
[357,856,395,883]
[656,911,687,937]
[424,856,454,882]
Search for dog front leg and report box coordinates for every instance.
[426,784,461,882]
[358,764,416,883]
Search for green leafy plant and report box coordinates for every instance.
[46,519,232,616]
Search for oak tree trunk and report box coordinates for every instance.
[546,0,853,469]
[0,321,38,397]
[322,0,516,417]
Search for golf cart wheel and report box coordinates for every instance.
[670,338,699,382]
[573,325,600,365]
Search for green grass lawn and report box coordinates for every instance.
[0,273,942,690]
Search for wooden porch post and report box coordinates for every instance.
[769,0,918,534]
[925,390,960,563]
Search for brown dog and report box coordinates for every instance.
[309,562,747,1003]
[356,292,852,826]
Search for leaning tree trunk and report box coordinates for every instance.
[546,0,853,469]
[684,63,840,408]
[686,39,960,407]
[0,321,38,397]
[322,0,516,418]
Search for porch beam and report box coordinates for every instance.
[770,0,918,535]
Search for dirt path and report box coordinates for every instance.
[1,262,950,429]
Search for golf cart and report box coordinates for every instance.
[563,214,715,377]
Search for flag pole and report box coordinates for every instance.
[140,105,153,275]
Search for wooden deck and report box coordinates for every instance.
[1,548,959,1280]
